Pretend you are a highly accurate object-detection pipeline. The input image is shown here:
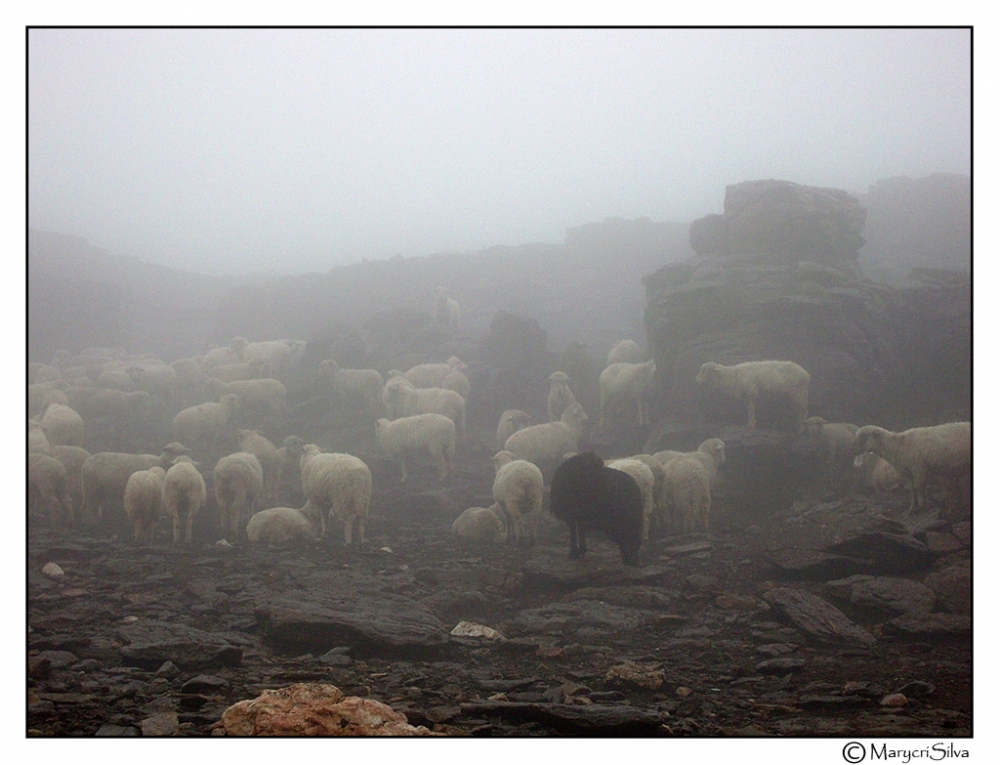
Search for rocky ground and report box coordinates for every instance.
[26,424,972,738]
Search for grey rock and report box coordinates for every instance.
[755,658,807,675]
[508,600,655,637]
[115,621,244,670]
[923,564,970,614]
[180,674,229,694]
[459,701,664,735]
[826,574,936,616]
[95,724,139,736]
[825,533,933,575]
[881,613,971,637]
[762,588,876,648]
[140,712,179,736]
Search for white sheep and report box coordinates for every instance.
[29,380,69,417]
[492,451,545,547]
[382,375,415,419]
[162,455,207,545]
[607,339,643,367]
[31,363,63,384]
[127,361,178,400]
[205,377,286,425]
[208,359,268,383]
[653,438,727,478]
[404,356,465,388]
[229,336,292,378]
[496,409,533,451]
[661,456,713,536]
[547,371,579,423]
[29,419,50,454]
[169,356,205,405]
[235,429,282,506]
[696,360,810,430]
[277,435,306,501]
[854,452,903,497]
[318,359,385,416]
[95,368,136,392]
[246,501,323,546]
[804,416,860,482]
[172,394,240,453]
[75,389,153,420]
[606,458,657,541]
[451,504,507,544]
[123,466,167,543]
[80,443,189,524]
[433,286,461,329]
[48,444,90,516]
[376,414,456,482]
[28,452,74,525]
[442,365,471,402]
[599,360,656,429]
[299,445,372,544]
[628,453,669,538]
[503,402,588,465]
[214,452,265,542]
[40,402,85,448]
[852,422,971,512]
[400,387,466,439]
[200,345,240,370]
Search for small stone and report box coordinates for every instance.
[755,658,806,675]
[215,539,232,548]
[41,562,64,577]
[121,615,139,624]
[881,693,908,707]
[155,661,181,679]
[380,546,394,553]
[95,724,139,736]
[140,712,179,736]
[450,621,503,640]
[896,680,935,697]
[676,686,693,697]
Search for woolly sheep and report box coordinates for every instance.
[209,359,268,383]
[42,387,70,411]
[854,452,903,497]
[200,345,239,370]
[229,336,292,378]
[236,429,282,506]
[696,360,810,430]
[382,375,415,419]
[170,356,206,408]
[442,365,471,402]
[214,452,265,542]
[48,444,90,516]
[31,363,63,384]
[95,368,136,392]
[496,409,533,451]
[205,377,286,425]
[660,456,713,536]
[80,443,189,524]
[599,360,656,429]
[246,501,323,546]
[404,356,465,389]
[29,380,69,416]
[492,451,545,547]
[40,402,85,448]
[653,438,727,479]
[28,452,74,525]
[319,359,385,416]
[433,286,461,329]
[172,394,240,453]
[375,414,456,482]
[123,466,167,543]
[852,422,971,512]
[451,504,507,544]
[162,456,207,545]
[127,362,177,399]
[299,445,372,544]
[607,339,643,367]
[399,387,466,439]
[29,419,50,454]
[549,451,643,567]
[503,402,588,465]
[277,435,306,501]
[629,453,669,538]
[75,389,153,420]
[547,371,579,423]
[804,416,860,482]
[606,458,657,541]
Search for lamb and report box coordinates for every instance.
[318,359,385,416]
[80,443,189,524]
[246,501,323,546]
[40,402,85,448]
[172,394,240,453]
[442,365,471,402]
[606,457,657,541]
[451,504,506,543]
[854,452,903,496]
[432,286,461,329]
[375,414,456,482]
[28,452,74,525]
[123,467,167,543]
[852,422,971,512]
[404,356,465,388]
[205,377,286,425]
[299,445,372,544]
[804,416,860,482]
[607,339,643,367]
[547,371,579,423]
[28,419,50,454]
[598,359,656,429]
[162,456,207,545]
[503,402,588,466]
[549,451,643,567]
[695,360,810,430]
[48,444,90,516]
[496,409,533,451]
[213,452,265,542]
[492,451,545,547]
[235,429,282,506]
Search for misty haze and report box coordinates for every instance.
[28,28,971,740]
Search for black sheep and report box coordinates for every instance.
[549,451,643,567]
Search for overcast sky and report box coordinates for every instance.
[28,27,970,276]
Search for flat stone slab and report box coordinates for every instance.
[881,613,971,638]
[825,574,936,616]
[824,532,932,574]
[762,588,876,648]
[459,701,664,735]
[521,546,668,588]
[508,600,656,638]
[115,621,245,670]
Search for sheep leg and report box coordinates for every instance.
[344,518,352,546]
[357,518,365,545]
[186,512,194,545]
[173,515,182,545]
[745,396,757,429]
[399,456,409,482]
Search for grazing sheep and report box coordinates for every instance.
[696,360,810,430]
[606,458,657,541]
[205,377,286,425]
[404,356,465,389]
[852,422,971,512]
[804,416,860,482]
[246,501,322,546]
[598,360,656,429]
[547,371,579,423]
[442,365,471,402]
[235,429,282,506]
[318,359,385,416]
[660,456,713,535]
[549,451,643,567]
[28,419,50,454]
[398,387,466,439]
[40,403,85,448]
[213,452,265,542]
[375,414,456,482]
[299,446,372,544]
[854,452,903,497]
[607,339,643,367]
[433,286,461,329]
[229,336,292,378]
[48,444,90,515]
[123,467,167,543]
[492,451,545,547]
[452,504,507,543]
[172,394,240,453]
[503,403,588,466]
[28,452,74,525]
[80,443,188,524]
[162,456,207,545]
[496,409,533,451]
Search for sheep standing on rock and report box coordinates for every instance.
[607,339,643,367]
[696,360,810,430]
[451,504,507,543]
[318,359,384,417]
[376,414,456,482]
[503,403,588,466]
[599,360,656,429]
[40,403,85,447]
[123,467,167,543]
[853,422,971,512]
[214,452,265,542]
[246,501,322,546]
[433,286,461,329]
[606,458,657,541]
[28,452,74,525]
[492,451,544,547]
[496,409,533,451]
[549,451,643,567]
[547,371,579,423]
[299,445,372,544]
[162,456,206,545]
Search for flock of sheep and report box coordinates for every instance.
[27,287,971,567]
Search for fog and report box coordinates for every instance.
[29,28,970,276]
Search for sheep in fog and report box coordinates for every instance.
[28,452,74,525]
[236,429,282,506]
[503,402,588,466]
[277,435,306,501]
[399,387,466,439]
[205,377,286,426]
[318,359,385,416]
[95,368,136,392]
[853,422,971,512]
[492,451,544,547]
[549,451,643,567]
[48,444,90,516]
[607,339,643,367]
[80,443,189,524]
[606,457,657,541]
[40,402,85,448]
[208,359,268,383]
[31,363,63,384]
[200,344,240,370]
[547,371,579,423]
[213,452,265,542]
[804,416,860,482]
[29,419,50,454]
[599,360,656,429]
[299,445,372,544]
[123,466,167,543]
[127,361,178,400]
[75,389,153,420]
[29,380,69,417]
[696,360,810,430]
[229,336,292,378]
[162,456,207,545]
[653,438,727,477]
[656,439,726,535]
[854,452,903,497]
[172,394,240,453]
[169,357,205,405]
[404,356,465,389]
[629,453,669,538]
[452,504,507,544]
[246,501,322,547]
[42,387,70,411]
[376,414,456,482]
[382,375,415,419]
[496,409,533,451]
[442,364,471,402]
[433,286,461,329]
